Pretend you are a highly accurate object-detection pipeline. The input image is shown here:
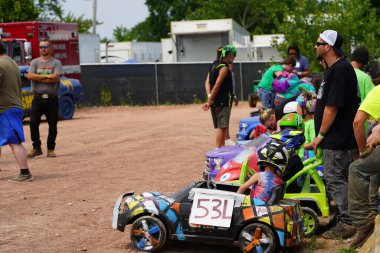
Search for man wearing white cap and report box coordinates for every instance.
[312,30,360,239]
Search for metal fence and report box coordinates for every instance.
[80,62,269,106]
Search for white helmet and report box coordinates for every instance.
[283,101,298,114]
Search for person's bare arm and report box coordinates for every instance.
[27,72,60,83]
[367,124,380,149]
[273,71,282,77]
[205,73,211,96]
[304,142,313,150]
[237,173,260,194]
[202,67,228,111]
[297,68,310,78]
[353,110,369,153]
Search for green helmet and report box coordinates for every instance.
[279,113,304,130]
[222,45,237,58]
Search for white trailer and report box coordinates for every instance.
[251,34,284,62]
[100,41,161,63]
[79,33,101,63]
[169,19,251,62]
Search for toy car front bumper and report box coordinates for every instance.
[112,192,134,231]
[236,132,249,141]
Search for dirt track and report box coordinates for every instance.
[0,104,345,252]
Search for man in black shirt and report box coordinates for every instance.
[203,45,236,148]
[313,30,359,240]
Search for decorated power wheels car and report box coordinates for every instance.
[113,181,304,252]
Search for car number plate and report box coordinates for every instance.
[189,193,234,228]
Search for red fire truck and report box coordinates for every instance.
[0,21,83,119]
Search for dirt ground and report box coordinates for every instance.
[0,103,348,253]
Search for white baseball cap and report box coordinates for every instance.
[319,30,344,56]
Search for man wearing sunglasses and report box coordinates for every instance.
[27,39,62,158]
[312,30,360,240]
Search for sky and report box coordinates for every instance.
[62,0,149,39]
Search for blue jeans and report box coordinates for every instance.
[257,88,275,109]
[348,146,380,228]
[323,149,351,224]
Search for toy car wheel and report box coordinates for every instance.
[59,95,75,120]
[238,222,277,253]
[130,216,167,252]
[302,207,319,236]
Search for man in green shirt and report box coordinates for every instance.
[348,85,380,248]
[351,47,374,101]
[351,47,375,139]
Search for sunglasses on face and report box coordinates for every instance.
[39,45,49,49]
[316,42,328,47]
[288,52,297,56]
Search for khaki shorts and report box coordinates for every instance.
[211,106,231,129]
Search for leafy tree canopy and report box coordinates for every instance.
[116,0,380,70]
[280,0,380,71]
[0,0,93,33]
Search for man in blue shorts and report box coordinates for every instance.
[0,42,33,182]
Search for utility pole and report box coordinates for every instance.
[92,0,97,34]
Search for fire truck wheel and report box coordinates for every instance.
[59,96,75,120]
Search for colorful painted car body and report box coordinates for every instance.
[204,135,271,181]
[112,181,304,252]
[204,144,245,180]
[20,66,83,120]
[213,135,272,183]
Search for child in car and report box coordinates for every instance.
[237,140,288,203]
[272,113,305,193]
[249,108,278,139]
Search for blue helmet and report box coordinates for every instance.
[270,129,305,154]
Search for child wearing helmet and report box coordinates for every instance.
[275,113,306,192]
[296,94,317,158]
[278,112,304,131]
[237,140,287,203]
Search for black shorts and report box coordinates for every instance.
[211,106,231,129]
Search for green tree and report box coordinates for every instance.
[113,0,200,42]
[190,0,295,35]
[0,0,93,34]
[118,0,296,41]
[61,12,93,33]
[113,25,132,41]
[0,0,39,22]
[35,0,65,20]
[280,0,380,71]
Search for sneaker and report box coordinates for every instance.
[47,150,56,158]
[8,173,33,183]
[350,223,374,249]
[27,149,43,158]
[322,221,356,239]
[225,139,236,146]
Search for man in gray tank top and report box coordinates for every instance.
[27,38,62,158]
